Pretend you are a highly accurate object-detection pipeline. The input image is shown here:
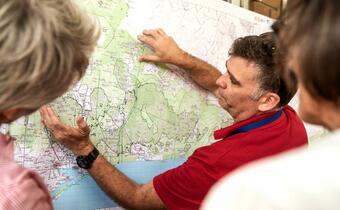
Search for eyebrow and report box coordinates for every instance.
[226,60,242,86]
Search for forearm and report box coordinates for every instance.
[88,155,164,210]
[174,51,222,93]
[88,156,138,208]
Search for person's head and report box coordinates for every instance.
[276,0,340,130]
[216,32,296,122]
[0,0,99,124]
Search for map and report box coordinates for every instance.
[4,0,324,209]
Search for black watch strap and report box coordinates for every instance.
[76,147,99,169]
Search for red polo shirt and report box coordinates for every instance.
[153,105,307,210]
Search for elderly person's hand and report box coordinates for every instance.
[39,106,94,155]
[138,28,187,65]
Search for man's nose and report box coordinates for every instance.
[216,75,227,89]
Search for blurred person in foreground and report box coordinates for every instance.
[202,0,340,209]
[0,0,99,209]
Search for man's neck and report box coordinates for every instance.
[233,108,280,123]
[233,110,263,123]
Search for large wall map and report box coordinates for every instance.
[5,0,322,209]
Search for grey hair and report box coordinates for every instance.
[0,0,100,112]
[250,87,266,101]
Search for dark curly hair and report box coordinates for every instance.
[228,32,297,106]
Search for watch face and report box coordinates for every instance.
[75,147,99,169]
[76,157,90,169]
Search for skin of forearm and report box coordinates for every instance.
[88,155,164,210]
[174,51,222,93]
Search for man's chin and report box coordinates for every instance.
[218,99,228,108]
[218,101,231,113]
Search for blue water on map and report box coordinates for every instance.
[53,158,186,210]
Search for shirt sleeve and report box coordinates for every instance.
[152,148,220,210]
[153,162,201,210]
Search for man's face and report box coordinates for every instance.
[216,56,262,122]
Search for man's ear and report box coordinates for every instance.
[258,93,281,112]
[0,108,31,123]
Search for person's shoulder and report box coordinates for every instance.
[283,105,300,119]
[0,161,27,183]
[282,105,307,132]
[0,161,42,192]
[0,161,52,209]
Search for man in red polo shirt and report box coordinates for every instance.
[40,29,307,210]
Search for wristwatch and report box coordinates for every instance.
[76,147,99,169]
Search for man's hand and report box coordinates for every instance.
[39,106,94,155]
[138,28,187,65]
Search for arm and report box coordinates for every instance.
[39,106,165,210]
[138,29,221,95]
[88,156,164,210]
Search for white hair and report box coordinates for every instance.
[0,0,100,112]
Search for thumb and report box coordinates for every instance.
[76,116,90,135]
[139,55,161,62]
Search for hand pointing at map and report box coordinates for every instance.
[138,28,188,65]
[39,106,94,156]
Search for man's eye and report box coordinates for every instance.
[230,78,238,85]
